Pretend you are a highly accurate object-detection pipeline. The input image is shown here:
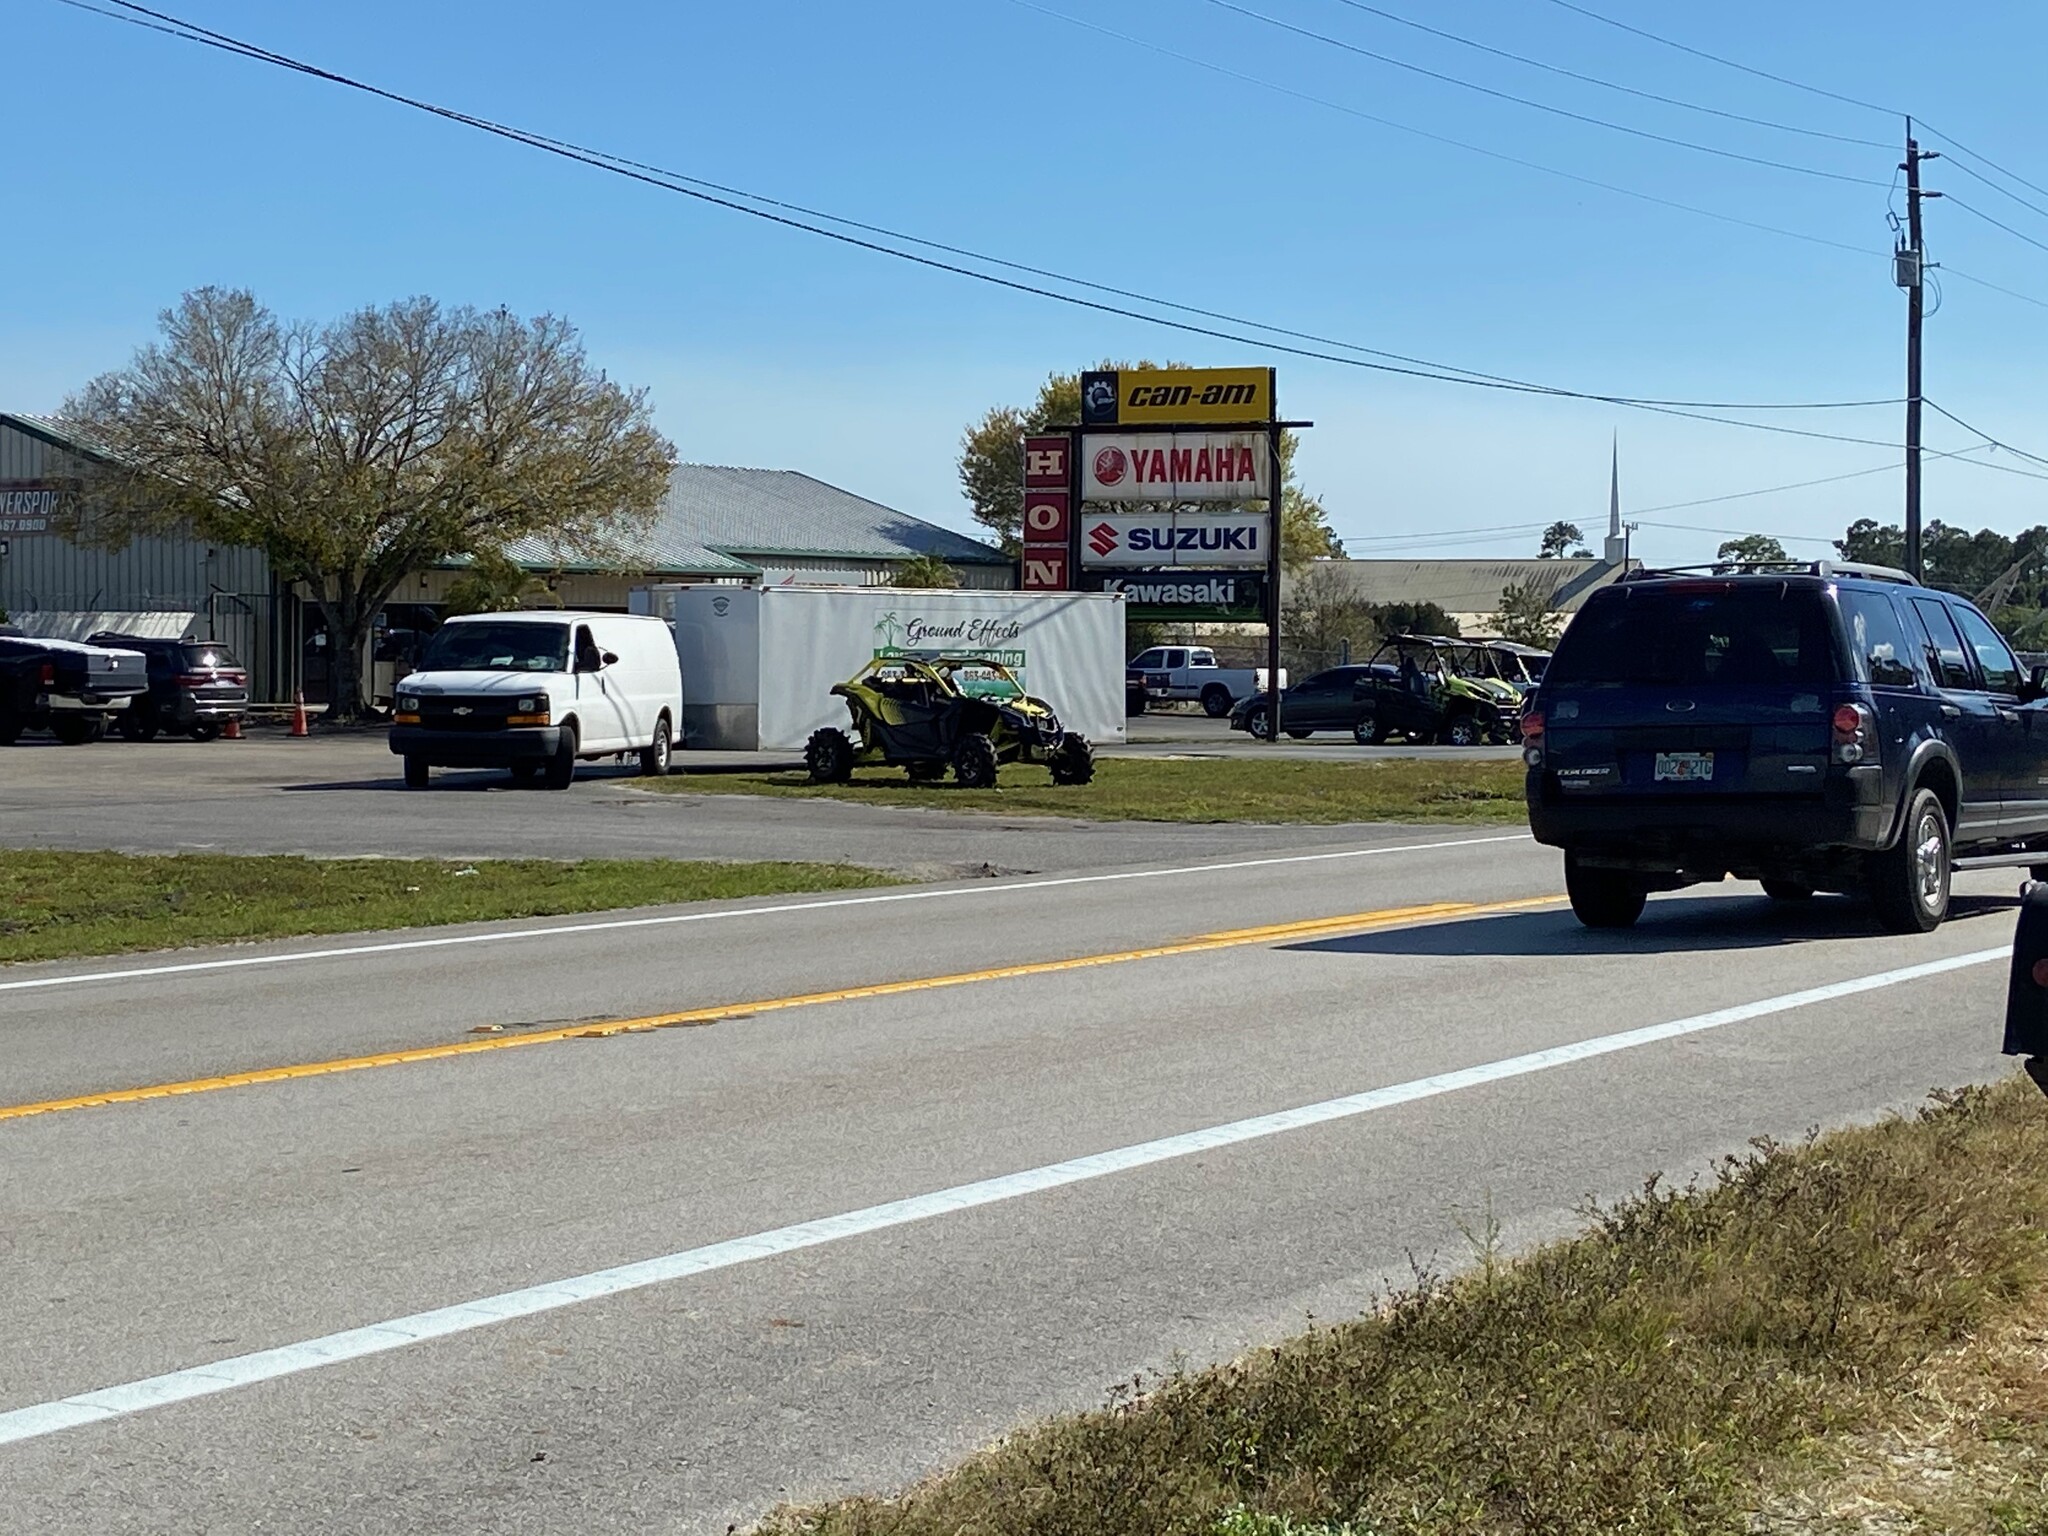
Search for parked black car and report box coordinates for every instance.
[0,630,150,744]
[1526,560,2048,933]
[87,632,250,741]
[1229,664,1395,742]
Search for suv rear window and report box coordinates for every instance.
[181,644,239,669]
[1549,587,1838,688]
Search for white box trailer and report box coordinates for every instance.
[632,584,1128,751]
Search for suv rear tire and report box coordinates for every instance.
[1869,787,1950,933]
[1565,853,1647,929]
[116,709,159,743]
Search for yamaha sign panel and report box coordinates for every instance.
[1080,431,1270,503]
[1079,511,1273,568]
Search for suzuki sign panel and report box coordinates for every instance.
[1081,432,1270,503]
[1079,510,1273,568]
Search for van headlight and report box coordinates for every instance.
[397,694,419,713]
[517,697,540,713]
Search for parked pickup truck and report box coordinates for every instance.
[1127,645,1286,717]
[0,630,150,744]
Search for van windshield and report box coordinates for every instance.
[419,622,570,673]
[1548,587,1837,688]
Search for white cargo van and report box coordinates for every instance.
[389,611,681,789]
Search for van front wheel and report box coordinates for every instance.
[544,726,578,791]
[403,755,429,789]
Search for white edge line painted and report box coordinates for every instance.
[0,833,1530,994]
[0,942,2002,1449]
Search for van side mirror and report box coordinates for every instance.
[601,651,619,668]
[2004,882,2048,1057]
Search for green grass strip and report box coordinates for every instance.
[0,851,895,965]
[653,757,1527,825]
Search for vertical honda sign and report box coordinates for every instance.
[1021,433,1073,590]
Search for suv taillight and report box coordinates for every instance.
[39,662,54,686]
[1521,707,1545,767]
[1833,701,1874,764]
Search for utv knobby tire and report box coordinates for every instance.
[1565,853,1647,929]
[1048,735,1096,786]
[50,713,105,745]
[1354,714,1390,746]
[543,725,578,791]
[952,732,999,789]
[639,715,672,776]
[1868,786,1950,933]
[806,727,854,784]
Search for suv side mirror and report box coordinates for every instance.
[2026,664,2048,704]
[2005,882,2048,1057]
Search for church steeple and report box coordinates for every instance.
[1603,432,1627,564]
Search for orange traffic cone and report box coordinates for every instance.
[222,717,243,740]
[289,691,310,738]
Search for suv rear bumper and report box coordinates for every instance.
[1528,768,1893,862]
[390,725,562,766]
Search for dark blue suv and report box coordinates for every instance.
[1524,562,2048,933]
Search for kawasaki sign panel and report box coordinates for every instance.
[1087,570,1266,622]
[1078,510,1273,568]
[1081,431,1270,503]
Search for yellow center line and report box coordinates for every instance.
[0,893,1565,1123]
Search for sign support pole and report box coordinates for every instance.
[1265,370,1283,741]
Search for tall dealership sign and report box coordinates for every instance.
[1016,366,1304,729]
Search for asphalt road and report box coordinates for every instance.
[2,730,1509,872]
[0,828,2028,1534]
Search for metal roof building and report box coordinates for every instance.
[489,464,1014,599]
[1306,557,1635,632]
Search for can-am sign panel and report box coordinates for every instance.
[1079,511,1273,567]
[1081,368,1273,426]
[1081,432,1270,502]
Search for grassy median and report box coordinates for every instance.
[654,757,1526,825]
[760,1077,2048,1536]
[0,851,895,965]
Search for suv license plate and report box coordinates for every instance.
[1655,751,1714,783]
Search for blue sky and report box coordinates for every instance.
[6,0,2048,566]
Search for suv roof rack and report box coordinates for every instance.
[1618,559,1919,586]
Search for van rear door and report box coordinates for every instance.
[1542,583,1837,799]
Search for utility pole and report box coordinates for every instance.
[1899,120,1941,580]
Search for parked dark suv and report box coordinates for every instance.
[1525,561,2048,933]
[87,633,250,741]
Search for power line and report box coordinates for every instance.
[1923,400,2048,471]
[1202,0,1891,186]
[1943,267,2048,311]
[1944,193,2048,259]
[1932,151,2048,228]
[1522,0,2048,257]
[1323,0,1889,148]
[1533,0,1899,118]
[58,0,1915,448]
[1006,0,1877,260]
